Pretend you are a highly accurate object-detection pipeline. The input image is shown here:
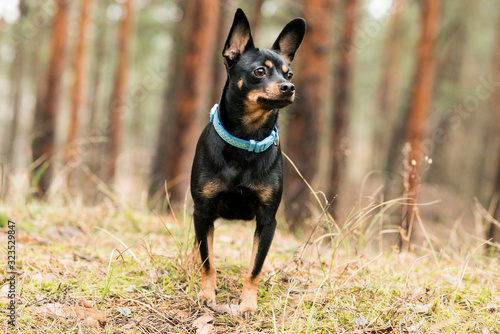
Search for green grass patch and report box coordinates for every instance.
[0,201,499,333]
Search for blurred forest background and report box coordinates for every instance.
[0,0,499,247]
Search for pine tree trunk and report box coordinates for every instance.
[148,1,188,207]
[88,0,109,131]
[250,0,265,37]
[401,0,440,251]
[1,0,28,199]
[104,0,134,185]
[328,0,358,217]
[31,0,70,197]
[81,0,109,202]
[426,14,467,187]
[488,162,500,246]
[161,0,221,203]
[374,0,403,170]
[210,4,234,107]
[486,10,500,248]
[284,0,335,229]
[66,0,95,184]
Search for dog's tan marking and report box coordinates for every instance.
[201,180,227,198]
[198,227,216,305]
[243,90,270,132]
[243,83,282,132]
[240,234,260,318]
[238,79,244,90]
[247,89,268,102]
[265,60,273,68]
[250,184,274,203]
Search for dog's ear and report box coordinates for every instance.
[271,18,306,64]
[223,8,255,66]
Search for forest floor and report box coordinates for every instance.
[1,199,500,333]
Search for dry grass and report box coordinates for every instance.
[1,197,500,333]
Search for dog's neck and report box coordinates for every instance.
[218,85,279,142]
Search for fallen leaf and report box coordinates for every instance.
[36,303,71,318]
[167,309,189,318]
[116,306,132,317]
[35,303,106,328]
[356,315,368,327]
[1,285,10,296]
[482,327,490,334]
[414,303,431,314]
[32,273,58,281]
[0,285,11,303]
[70,305,107,328]
[48,225,85,239]
[71,306,106,319]
[193,313,215,334]
[77,299,93,308]
[124,284,136,292]
[209,303,239,316]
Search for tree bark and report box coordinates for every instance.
[66,0,95,183]
[374,0,403,170]
[104,0,135,185]
[488,161,500,247]
[486,8,500,248]
[210,3,234,107]
[31,0,70,197]
[426,12,467,187]
[88,0,109,131]
[151,0,220,204]
[284,0,335,229]
[328,0,358,217]
[400,0,440,251]
[148,1,193,207]
[1,0,28,199]
[81,0,109,202]
[250,0,265,37]
[148,21,185,207]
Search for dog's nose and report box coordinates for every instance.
[279,82,295,96]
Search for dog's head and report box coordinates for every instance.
[222,9,306,132]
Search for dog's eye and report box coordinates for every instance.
[286,72,294,80]
[254,67,266,77]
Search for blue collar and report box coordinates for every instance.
[209,104,279,153]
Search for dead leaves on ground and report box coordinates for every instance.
[208,303,240,316]
[33,301,107,329]
[193,313,216,334]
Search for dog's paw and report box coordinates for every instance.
[239,300,257,319]
[197,290,216,307]
[240,308,256,320]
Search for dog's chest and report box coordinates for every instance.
[218,151,276,187]
[219,160,258,190]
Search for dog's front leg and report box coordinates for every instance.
[194,209,216,306]
[240,212,277,319]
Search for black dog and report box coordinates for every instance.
[190,8,305,319]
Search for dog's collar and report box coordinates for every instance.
[209,104,279,153]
